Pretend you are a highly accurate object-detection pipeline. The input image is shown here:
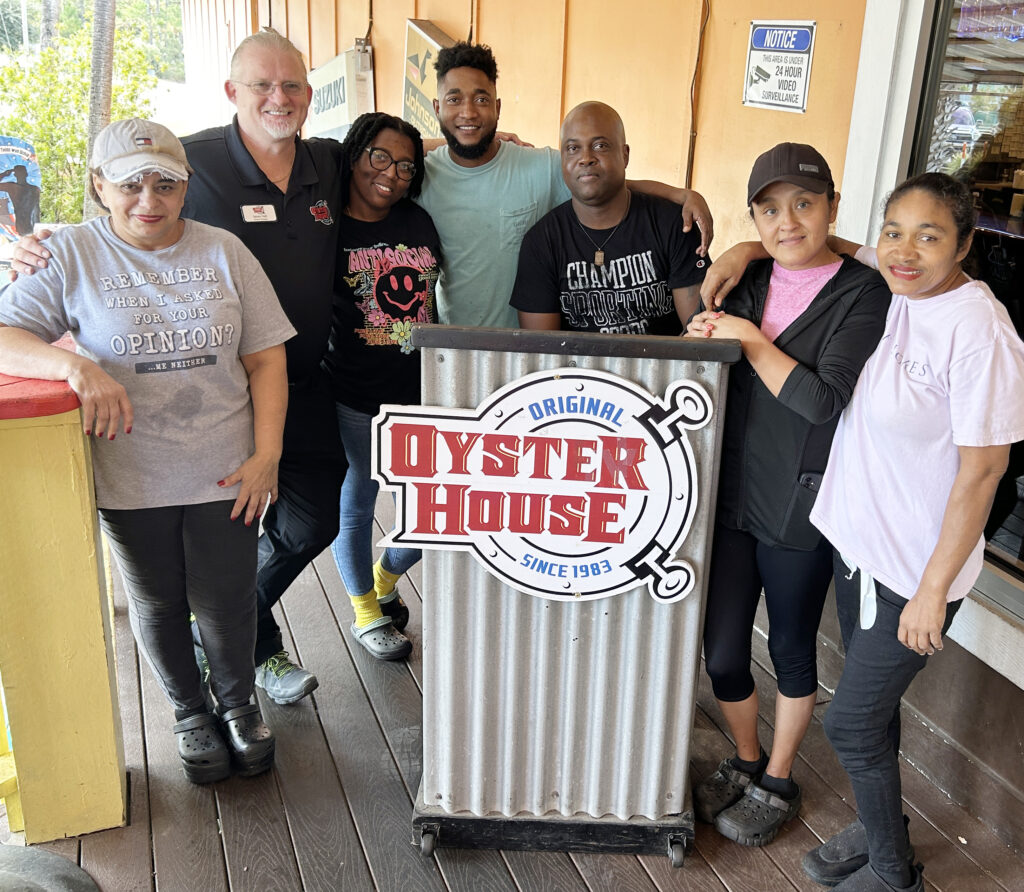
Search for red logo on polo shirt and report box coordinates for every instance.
[309,200,333,225]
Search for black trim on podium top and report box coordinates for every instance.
[410,324,743,363]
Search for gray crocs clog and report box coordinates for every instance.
[694,758,761,823]
[352,616,412,661]
[714,780,801,846]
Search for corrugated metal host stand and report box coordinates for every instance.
[407,326,740,866]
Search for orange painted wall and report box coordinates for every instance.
[183,0,868,254]
[692,2,868,248]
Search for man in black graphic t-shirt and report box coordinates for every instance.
[511,102,707,334]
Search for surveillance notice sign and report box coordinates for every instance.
[743,20,815,113]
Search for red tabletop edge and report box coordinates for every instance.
[0,334,81,420]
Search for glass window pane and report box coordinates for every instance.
[918,2,1024,590]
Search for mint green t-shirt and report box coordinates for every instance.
[416,141,569,328]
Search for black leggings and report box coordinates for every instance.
[702,524,833,701]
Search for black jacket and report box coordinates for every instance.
[714,255,890,549]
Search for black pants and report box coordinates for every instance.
[253,373,346,664]
[703,524,833,701]
[824,554,960,885]
[101,500,258,711]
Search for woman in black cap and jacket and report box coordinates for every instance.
[686,143,890,846]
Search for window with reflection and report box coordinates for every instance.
[915,1,1024,589]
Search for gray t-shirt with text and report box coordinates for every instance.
[0,217,295,509]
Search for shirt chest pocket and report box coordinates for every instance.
[499,202,538,251]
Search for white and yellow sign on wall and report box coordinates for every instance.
[307,40,376,140]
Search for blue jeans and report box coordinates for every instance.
[330,402,420,596]
[824,552,960,886]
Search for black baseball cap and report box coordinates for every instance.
[747,142,832,205]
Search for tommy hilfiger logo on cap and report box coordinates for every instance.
[799,163,819,172]
[135,137,153,146]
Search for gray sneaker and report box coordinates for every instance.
[255,651,319,705]
[803,816,914,887]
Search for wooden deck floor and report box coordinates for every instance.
[3,503,1023,892]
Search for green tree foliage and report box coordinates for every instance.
[0,28,155,223]
[1,0,184,80]
[0,0,42,51]
[117,0,185,82]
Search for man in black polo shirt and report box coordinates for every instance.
[178,29,348,704]
[12,29,344,705]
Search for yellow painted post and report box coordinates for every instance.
[0,372,125,843]
[0,697,24,831]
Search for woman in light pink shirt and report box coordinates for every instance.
[685,143,890,847]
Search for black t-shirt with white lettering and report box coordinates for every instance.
[510,191,707,334]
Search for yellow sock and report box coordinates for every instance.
[374,558,402,599]
[350,590,383,628]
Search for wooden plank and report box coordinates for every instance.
[138,663,227,892]
[312,553,425,795]
[571,852,659,891]
[497,850,589,891]
[265,595,376,891]
[217,769,302,890]
[280,563,450,892]
[745,638,1010,892]
[79,576,155,892]
[899,763,1024,892]
[692,823,796,892]
[313,552,521,892]
[640,846,731,892]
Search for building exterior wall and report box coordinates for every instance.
[691,1,867,247]
[184,1,867,250]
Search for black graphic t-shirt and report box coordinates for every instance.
[322,199,441,415]
[510,192,708,335]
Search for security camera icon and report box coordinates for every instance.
[749,65,770,87]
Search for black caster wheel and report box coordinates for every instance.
[668,839,685,868]
[420,829,437,857]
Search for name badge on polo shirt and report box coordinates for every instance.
[241,204,277,223]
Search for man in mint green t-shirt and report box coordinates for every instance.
[415,41,713,329]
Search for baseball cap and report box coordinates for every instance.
[747,142,832,205]
[91,118,192,183]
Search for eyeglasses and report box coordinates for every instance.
[366,147,417,181]
[233,80,308,96]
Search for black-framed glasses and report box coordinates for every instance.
[233,79,308,96]
[366,146,416,181]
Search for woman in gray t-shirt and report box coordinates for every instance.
[0,118,295,784]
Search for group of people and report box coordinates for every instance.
[1,26,1022,892]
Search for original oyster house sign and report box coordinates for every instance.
[372,368,712,603]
